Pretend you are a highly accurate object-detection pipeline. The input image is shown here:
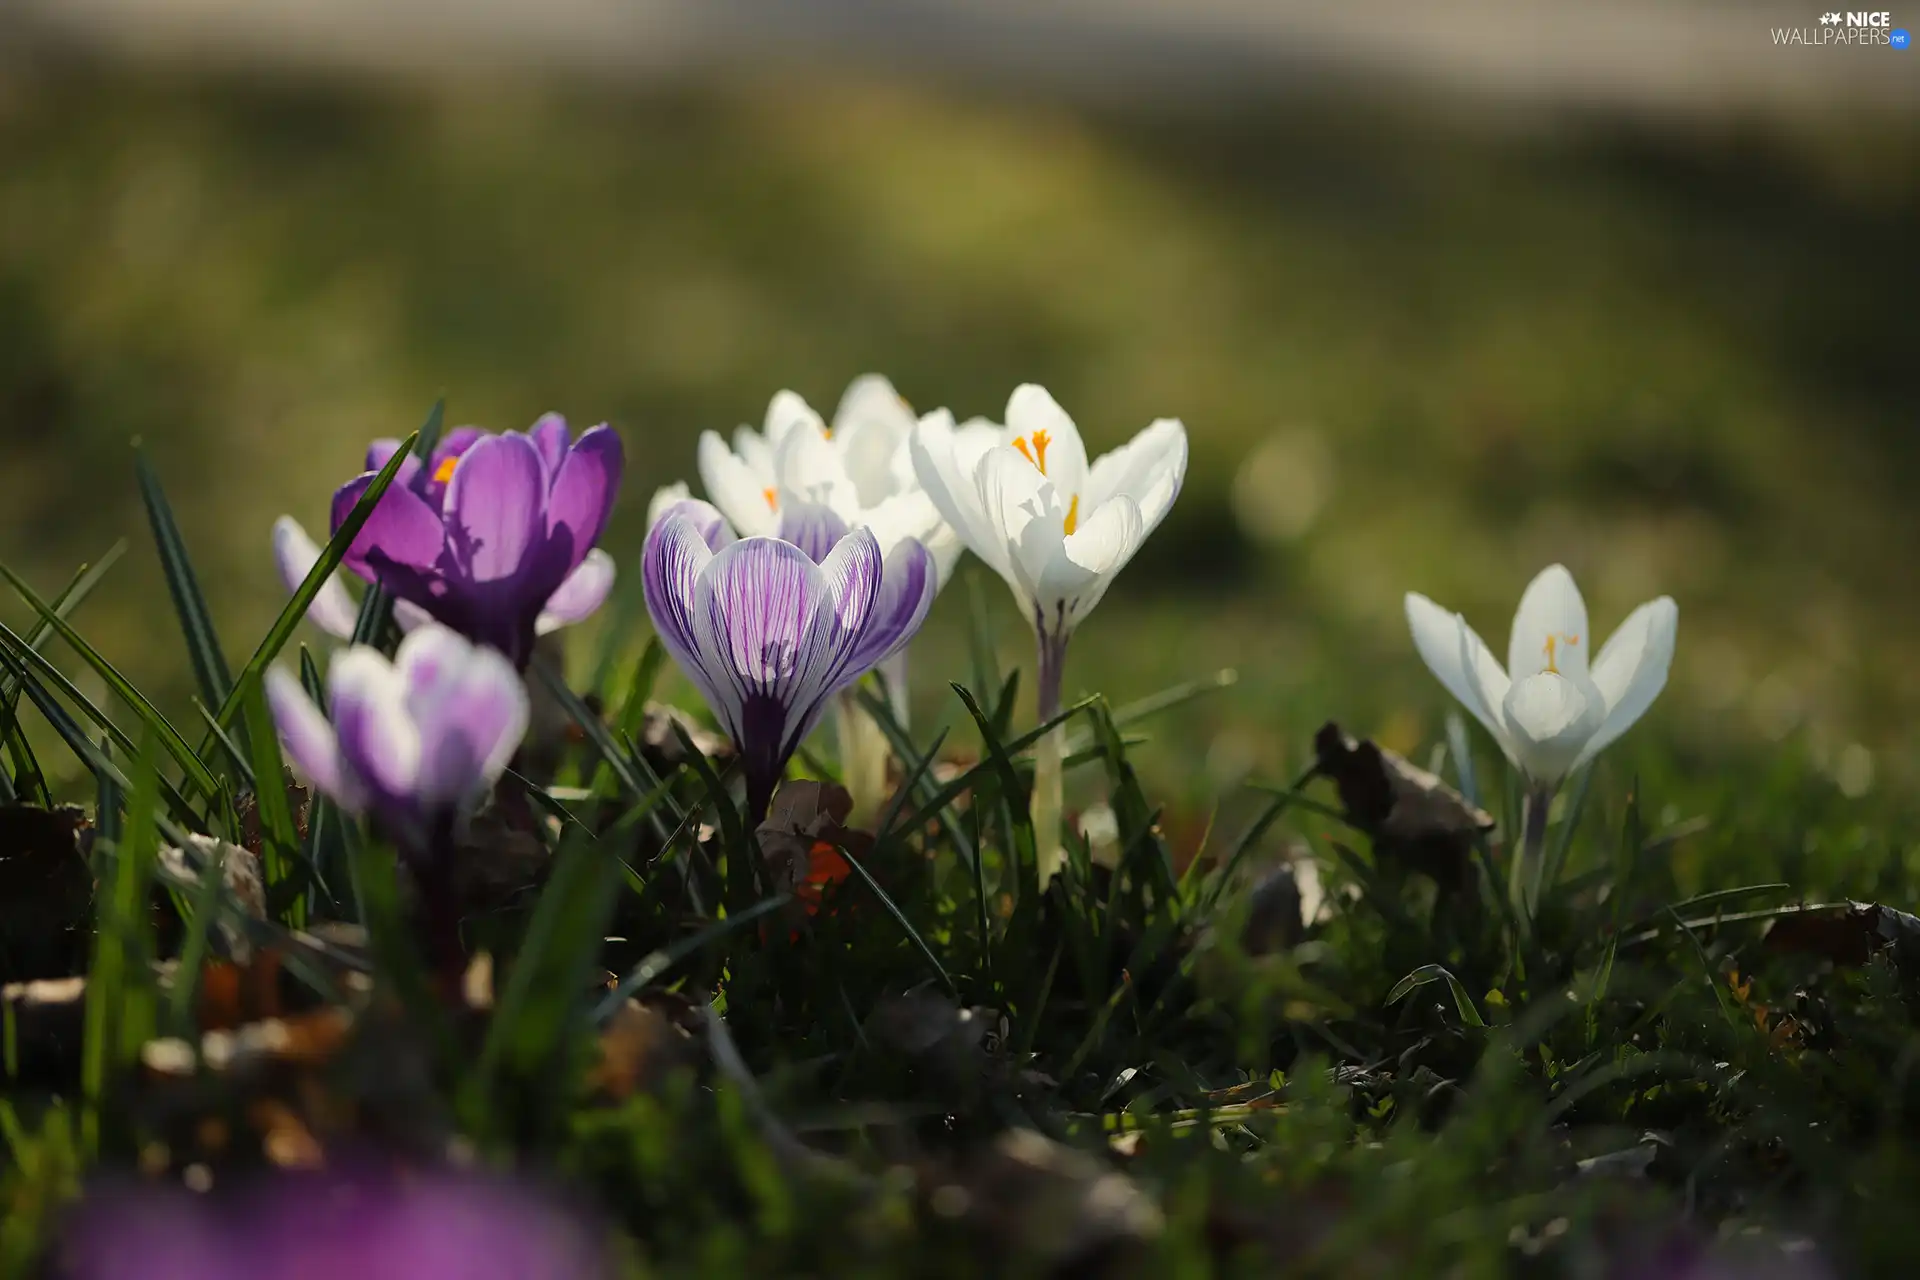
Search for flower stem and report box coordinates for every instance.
[835,692,892,827]
[1510,783,1555,923]
[1033,630,1068,888]
[418,823,468,1003]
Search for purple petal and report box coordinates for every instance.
[545,424,624,570]
[537,548,615,634]
[365,438,404,473]
[775,499,849,564]
[442,433,547,583]
[394,625,528,807]
[841,535,936,677]
[272,516,359,639]
[58,1185,244,1280]
[643,510,733,726]
[420,427,487,510]
[330,472,446,587]
[528,412,572,478]
[664,498,738,551]
[327,648,423,807]
[692,537,830,708]
[266,667,357,811]
[780,527,885,740]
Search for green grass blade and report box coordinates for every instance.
[135,446,234,711]
[239,673,306,929]
[0,542,127,708]
[0,588,220,801]
[210,431,418,733]
[1385,963,1488,1029]
[834,839,957,998]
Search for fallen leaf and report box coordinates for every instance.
[1313,722,1493,888]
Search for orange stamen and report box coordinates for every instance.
[432,456,459,484]
[1011,429,1054,475]
[1064,494,1080,536]
[763,487,779,511]
[1541,633,1580,674]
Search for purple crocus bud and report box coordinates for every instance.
[265,623,528,852]
[56,1171,608,1280]
[324,414,623,667]
[643,497,935,823]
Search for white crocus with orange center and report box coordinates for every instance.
[1405,563,1677,912]
[913,383,1188,884]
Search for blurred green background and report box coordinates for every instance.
[2,58,1918,812]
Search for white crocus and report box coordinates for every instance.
[694,390,824,537]
[1406,563,1677,911]
[912,383,1188,884]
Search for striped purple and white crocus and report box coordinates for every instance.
[273,414,622,668]
[643,497,935,825]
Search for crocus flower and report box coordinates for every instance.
[1405,564,1677,789]
[57,1172,607,1280]
[1406,564,1676,912]
[911,383,1187,882]
[265,623,528,852]
[642,497,935,824]
[267,623,528,989]
[299,415,621,667]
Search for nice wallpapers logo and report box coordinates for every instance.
[1774,10,1913,45]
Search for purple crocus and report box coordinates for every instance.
[305,414,622,667]
[56,1172,608,1280]
[265,623,528,852]
[643,497,935,823]
[267,623,528,989]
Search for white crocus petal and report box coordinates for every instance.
[1405,593,1509,747]
[1084,418,1188,531]
[1507,563,1591,682]
[1572,597,1678,769]
[863,490,965,585]
[1004,384,1089,498]
[773,417,860,515]
[1501,671,1606,785]
[273,516,359,640]
[911,414,1015,583]
[1049,495,1143,629]
[974,445,1060,614]
[832,374,917,505]
[698,430,781,536]
[646,482,691,527]
[536,548,617,633]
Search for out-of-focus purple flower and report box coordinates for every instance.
[56,1172,608,1280]
[266,623,528,852]
[643,497,934,821]
[280,416,622,667]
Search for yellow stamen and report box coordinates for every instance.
[1541,633,1581,674]
[1063,494,1080,536]
[763,487,779,511]
[1012,429,1053,475]
[432,455,459,484]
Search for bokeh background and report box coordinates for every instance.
[3,0,1918,818]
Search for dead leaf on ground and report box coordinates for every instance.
[1765,901,1920,970]
[1313,722,1493,888]
[589,996,702,1101]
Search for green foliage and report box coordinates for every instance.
[3,421,1919,1279]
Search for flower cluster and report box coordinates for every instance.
[264,377,1679,907]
